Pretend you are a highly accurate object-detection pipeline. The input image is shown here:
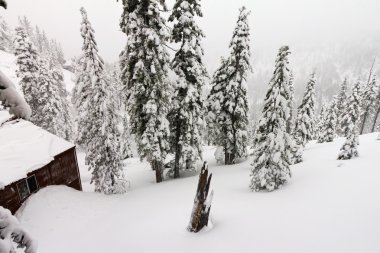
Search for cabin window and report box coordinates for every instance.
[16,175,39,201]
[27,176,38,193]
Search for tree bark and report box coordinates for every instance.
[371,106,380,133]
[225,152,235,165]
[151,160,163,183]
[360,107,369,134]
[188,162,213,233]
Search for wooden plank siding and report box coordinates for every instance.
[0,147,82,214]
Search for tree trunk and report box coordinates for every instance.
[151,160,163,183]
[173,142,181,179]
[371,106,380,133]
[188,162,213,233]
[173,114,181,179]
[225,152,235,165]
[360,107,369,134]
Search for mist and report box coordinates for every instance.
[1,0,380,108]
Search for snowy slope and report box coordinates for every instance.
[0,50,76,94]
[16,133,380,253]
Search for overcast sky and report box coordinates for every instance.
[1,0,380,71]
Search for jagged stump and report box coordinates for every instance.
[188,162,213,233]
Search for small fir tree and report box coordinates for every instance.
[336,78,349,136]
[294,73,317,146]
[316,104,328,143]
[318,98,337,143]
[0,16,13,52]
[250,46,292,192]
[338,82,361,160]
[293,73,316,163]
[359,77,378,134]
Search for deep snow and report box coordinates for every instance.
[14,133,380,253]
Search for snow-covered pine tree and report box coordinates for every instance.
[294,73,317,145]
[34,58,65,135]
[336,78,349,136]
[206,56,228,146]
[372,80,380,133]
[292,73,316,163]
[0,16,13,52]
[250,46,292,192]
[18,16,34,41]
[359,77,378,134]
[79,7,126,194]
[74,12,96,149]
[167,0,208,178]
[338,81,361,160]
[119,0,173,183]
[207,7,252,165]
[13,27,40,121]
[316,104,328,143]
[287,71,296,134]
[50,66,73,140]
[108,65,133,159]
[318,98,337,143]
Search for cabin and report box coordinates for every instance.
[0,118,82,214]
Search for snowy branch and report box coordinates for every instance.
[0,70,32,120]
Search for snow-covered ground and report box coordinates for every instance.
[15,133,380,253]
[0,50,76,94]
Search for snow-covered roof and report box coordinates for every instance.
[0,112,74,186]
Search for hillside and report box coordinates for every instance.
[16,133,380,253]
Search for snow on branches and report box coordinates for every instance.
[207,6,252,165]
[250,46,292,192]
[0,207,37,253]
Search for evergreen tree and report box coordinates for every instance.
[79,7,126,193]
[287,71,296,134]
[50,66,73,140]
[167,0,208,177]
[318,98,337,143]
[0,16,13,52]
[294,73,316,145]
[13,27,40,121]
[359,77,378,134]
[292,73,316,163]
[109,65,133,159]
[250,46,292,192]
[338,82,361,160]
[316,104,328,143]
[18,16,34,40]
[119,0,173,183]
[34,58,65,136]
[207,7,252,165]
[372,81,380,133]
[336,78,349,136]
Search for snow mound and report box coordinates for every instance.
[0,111,74,186]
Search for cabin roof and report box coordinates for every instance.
[0,112,74,187]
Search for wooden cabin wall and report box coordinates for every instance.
[0,147,82,214]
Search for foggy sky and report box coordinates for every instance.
[1,0,380,71]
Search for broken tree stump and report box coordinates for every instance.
[188,162,214,233]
